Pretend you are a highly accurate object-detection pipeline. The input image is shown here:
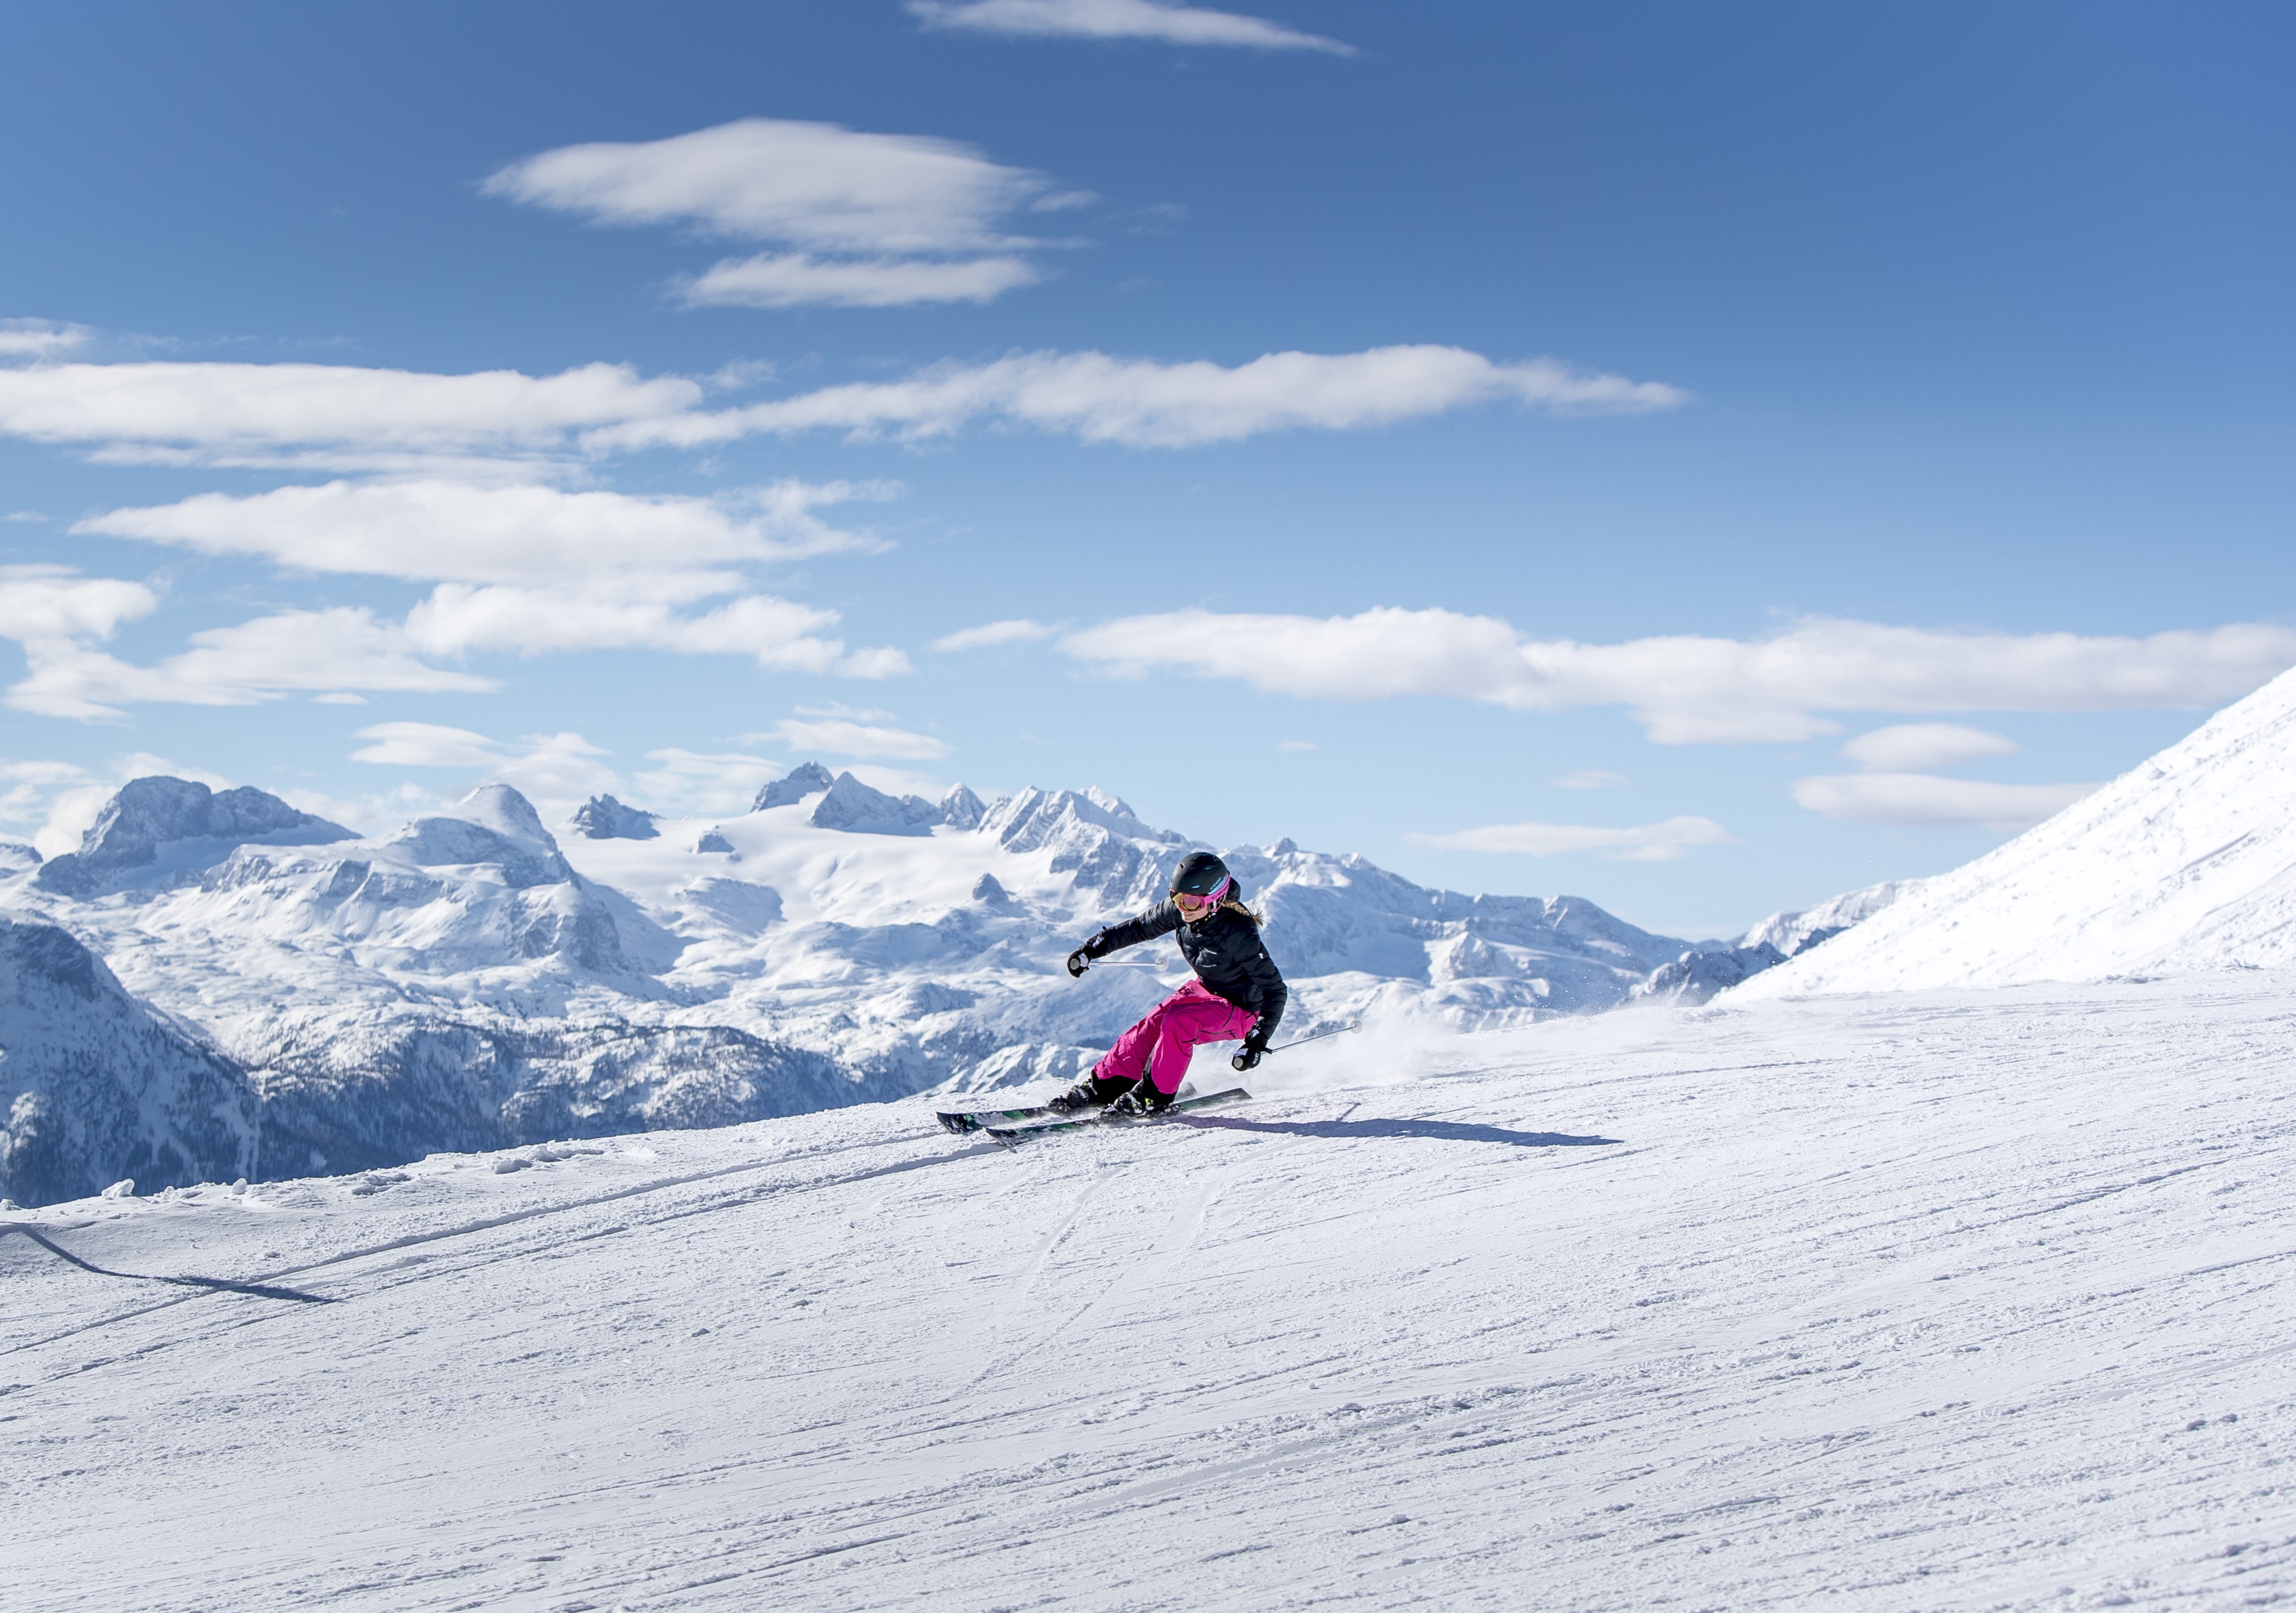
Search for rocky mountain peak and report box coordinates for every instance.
[809,772,944,837]
[940,783,988,832]
[569,794,660,841]
[754,762,836,812]
[35,776,351,896]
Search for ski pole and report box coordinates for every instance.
[1269,1018,1362,1053]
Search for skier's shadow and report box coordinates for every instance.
[1,1224,335,1304]
[1179,1115,1620,1149]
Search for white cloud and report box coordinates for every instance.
[485,118,1059,252]
[1,346,1679,468]
[1408,816,1736,863]
[351,721,503,768]
[681,253,1042,309]
[1840,722,2019,772]
[0,592,496,722]
[79,477,891,585]
[485,118,1073,310]
[933,618,1057,651]
[764,717,951,761]
[1277,739,1317,752]
[0,318,92,361]
[403,584,907,677]
[167,609,500,698]
[594,346,1689,452]
[1790,773,2096,832]
[1555,768,1629,790]
[350,725,623,815]
[0,565,159,642]
[273,781,435,837]
[632,747,786,816]
[492,731,623,807]
[0,758,91,787]
[908,0,1353,53]
[65,480,912,693]
[1060,609,2296,743]
[6,510,47,523]
[0,359,698,471]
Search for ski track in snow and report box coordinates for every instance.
[5,978,2295,1611]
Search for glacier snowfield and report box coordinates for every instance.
[6,976,2293,1612]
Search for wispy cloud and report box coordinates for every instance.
[0,318,92,361]
[908,0,1353,54]
[486,118,1079,310]
[1789,772,2095,832]
[65,479,911,691]
[933,618,1058,651]
[0,556,904,722]
[0,345,1676,467]
[404,585,904,677]
[5,606,497,722]
[760,716,951,761]
[0,359,698,472]
[78,477,893,584]
[0,565,159,642]
[681,252,1043,309]
[350,721,502,768]
[1838,722,2018,771]
[1408,816,1736,863]
[1060,609,2296,743]
[1555,768,1629,790]
[349,724,623,814]
[594,346,1688,452]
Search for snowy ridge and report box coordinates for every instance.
[0,913,258,1206]
[0,766,1695,1201]
[1741,664,2296,995]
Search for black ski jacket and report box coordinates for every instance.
[1086,901,1287,1036]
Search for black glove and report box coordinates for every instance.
[1231,1030,1271,1073]
[1066,932,1112,978]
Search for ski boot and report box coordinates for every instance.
[1107,1081,1176,1118]
[1047,1071,1136,1115]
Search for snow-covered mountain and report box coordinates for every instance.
[1740,663,2296,995]
[1630,879,1918,1004]
[0,913,259,1207]
[0,764,1696,1200]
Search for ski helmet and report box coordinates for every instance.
[1170,851,1231,899]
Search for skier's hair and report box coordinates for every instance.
[1218,895,1264,927]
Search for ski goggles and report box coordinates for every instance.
[1175,876,1232,908]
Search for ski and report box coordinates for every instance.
[983,1087,1252,1147]
[937,1098,1067,1136]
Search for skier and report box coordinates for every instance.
[1054,850,1287,1117]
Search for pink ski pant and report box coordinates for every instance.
[1096,977,1260,1095]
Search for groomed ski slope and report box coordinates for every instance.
[6,978,2294,1612]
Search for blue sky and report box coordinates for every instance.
[1,0,2290,936]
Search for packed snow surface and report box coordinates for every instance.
[7,975,2293,1611]
[1742,664,2296,995]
